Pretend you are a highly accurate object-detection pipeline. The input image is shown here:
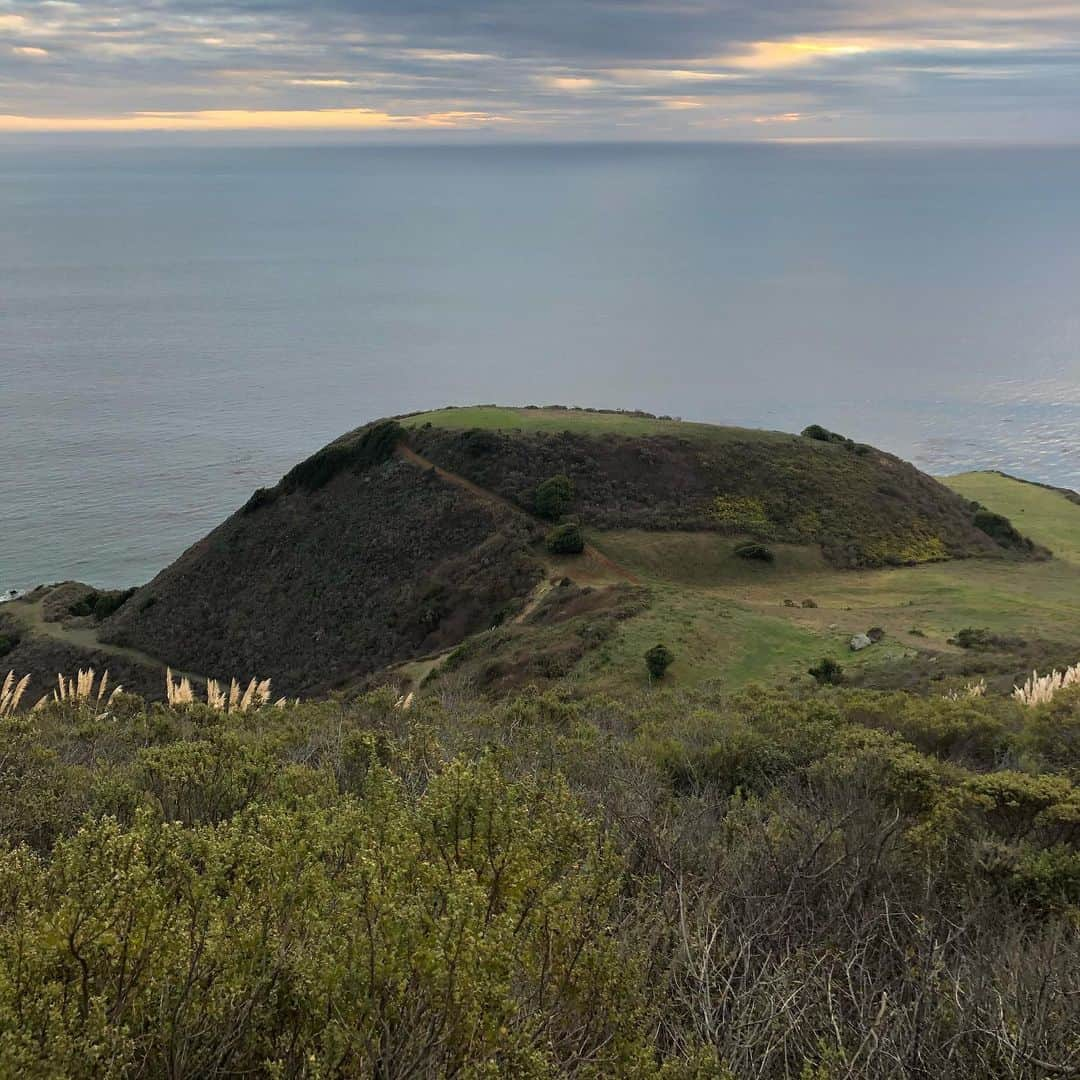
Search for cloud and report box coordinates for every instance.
[0,0,1078,139]
[537,75,598,91]
[752,111,805,123]
[0,107,510,132]
[726,40,875,70]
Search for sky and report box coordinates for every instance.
[1,1,1080,140]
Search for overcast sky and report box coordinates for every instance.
[2,0,1079,139]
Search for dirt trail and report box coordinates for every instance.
[395,444,640,584]
[513,578,555,625]
[4,594,207,685]
[390,573,561,694]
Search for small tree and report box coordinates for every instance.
[545,523,585,555]
[809,657,844,685]
[535,474,574,520]
[801,424,847,444]
[734,542,774,563]
[645,643,675,681]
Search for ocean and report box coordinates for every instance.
[2,141,1079,591]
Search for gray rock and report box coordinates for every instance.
[850,633,873,651]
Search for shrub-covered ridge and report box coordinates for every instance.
[407,412,1038,568]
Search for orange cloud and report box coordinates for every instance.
[538,75,598,91]
[661,99,706,110]
[0,107,509,133]
[751,112,805,124]
[729,40,873,70]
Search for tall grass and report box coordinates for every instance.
[32,668,121,711]
[1013,662,1080,706]
[0,671,30,718]
[943,678,986,701]
[167,668,284,712]
[2,668,288,719]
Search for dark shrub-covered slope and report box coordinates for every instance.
[103,446,541,695]
[408,420,1037,568]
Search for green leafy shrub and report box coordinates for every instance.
[1,680,1079,1074]
[949,626,1024,651]
[534,473,575,519]
[240,486,274,514]
[0,758,651,1078]
[809,657,844,685]
[67,588,137,621]
[734,542,774,563]
[801,424,847,443]
[545,522,585,555]
[645,643,675,680]
[973,508,1023,546]
[462,428,501,456]
[279,419,405,494]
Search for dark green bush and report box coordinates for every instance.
[809,656,845,685]
[973,508,1023,546]
[645,642,675,680]
[241,486,275,514]
[545,522,585,555]
[279,419,405,494]
[801,424,848,443]
[734,542,774,563]
[534,473,575,519]
[949,627,1025,651]
[68,587,137,621]
[462,428,501,456]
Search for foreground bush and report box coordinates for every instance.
[0,682,1078,1076]
[0,756,650,1078]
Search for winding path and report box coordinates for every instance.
[395,444,640,584]
[3,593,206,686]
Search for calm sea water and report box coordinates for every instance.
[2,142,1079,591]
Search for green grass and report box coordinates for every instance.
[403,405,792,444]
[572,584,822,690]
[579,471,1080,691]
[593,532,828,587]
[944,471,1080,564]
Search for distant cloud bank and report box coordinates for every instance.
[1,0,1079,139]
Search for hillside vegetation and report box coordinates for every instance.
[5,407,1080,1075]
[6,406,1056,703]
[0,672,1078,1076]
[406,406,1034,568]
[102,425,541,695]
